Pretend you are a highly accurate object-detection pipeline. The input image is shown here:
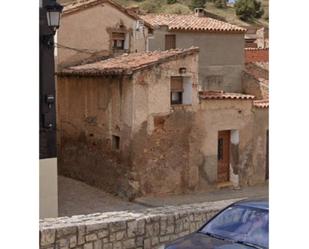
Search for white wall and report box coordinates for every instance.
[40,158,58,218]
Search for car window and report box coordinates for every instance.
[201,205,268,248]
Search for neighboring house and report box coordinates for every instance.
[57,48,268,198]
[243,48,269,100]
[140,9,247,93]
[56,0,153,69]
[243,26,269,49]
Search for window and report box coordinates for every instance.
[170,76,183,105]
[112,135,120,150]
[112,32,125,50]
[165,34,176,50]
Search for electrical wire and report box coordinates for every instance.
[55,43,101,54]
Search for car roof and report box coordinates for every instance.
[233,198,269,210]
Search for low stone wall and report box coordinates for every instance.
[40,199,240,249]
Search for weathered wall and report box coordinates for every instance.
[128,53,200,196]
[57,75,135,196]
[242,71,265,100]
[249,107,269,185]
[197,99,256,187]
[40,199,239,249]
[58,2,149,68]
[148,28,245,92]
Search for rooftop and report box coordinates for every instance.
[253,99,269,108]
[62,0,153,29]
[199,91,255,100]
[140,14,246,33]
[59,47,199,76]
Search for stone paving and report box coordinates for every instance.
[59,176,268,218]
[58,176,146,217]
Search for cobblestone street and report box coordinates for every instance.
[59,176,268,217]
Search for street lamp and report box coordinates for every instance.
[46,1,63,33]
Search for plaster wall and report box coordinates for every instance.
[250,107,269,185]
[40,158,58,219]
[57,75,134,195]
[197,100,254,186]
[148,28,245,92]
[58,2,149,68]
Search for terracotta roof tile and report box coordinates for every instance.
[140,14,246,33]
[59,47,199,76]
[199,91,255,100]
[253,99,269,108]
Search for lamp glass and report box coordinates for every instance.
[46,10,60,29]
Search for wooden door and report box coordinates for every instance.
[217,130,230,183]
[165,34,176,50]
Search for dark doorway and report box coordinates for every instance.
[218,130,231,183]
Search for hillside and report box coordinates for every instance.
[58,0,269,27]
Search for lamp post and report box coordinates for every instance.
[40,0,63,159]
[39,0,63,218]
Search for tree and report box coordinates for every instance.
[163,3,191,14]
[190,0,207,10]
[214,0,227,8]
[235,0,264,21]
[167,0,177,4]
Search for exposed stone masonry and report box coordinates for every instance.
[40,199,240,249]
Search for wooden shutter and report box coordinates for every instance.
[165,34,176,50]
[112,32,125,40]
[171,77,183,92]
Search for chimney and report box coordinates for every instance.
[194,8,205,17]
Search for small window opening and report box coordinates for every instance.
[112,135,120,150]
[112,32,125,50]
[170,76,183,105]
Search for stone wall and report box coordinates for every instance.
[40,199,240,249]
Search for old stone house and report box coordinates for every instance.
[56,0,153,69]
[140,9,247,92]
[57,47,269,199]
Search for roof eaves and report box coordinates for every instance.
[62,0,153,29]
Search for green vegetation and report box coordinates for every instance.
[167,0,177,4]
[58,0,268,27]
[190,0,207,10]
[235,0,264,21]
[213,0,227,9]
[163,3,192,14]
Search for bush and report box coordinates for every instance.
[140,0,163,13]
[167,0,177,4]
[190,0,207,10]
[214,0,227,8]
[163,3,192,14]
[235,0,264,21]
